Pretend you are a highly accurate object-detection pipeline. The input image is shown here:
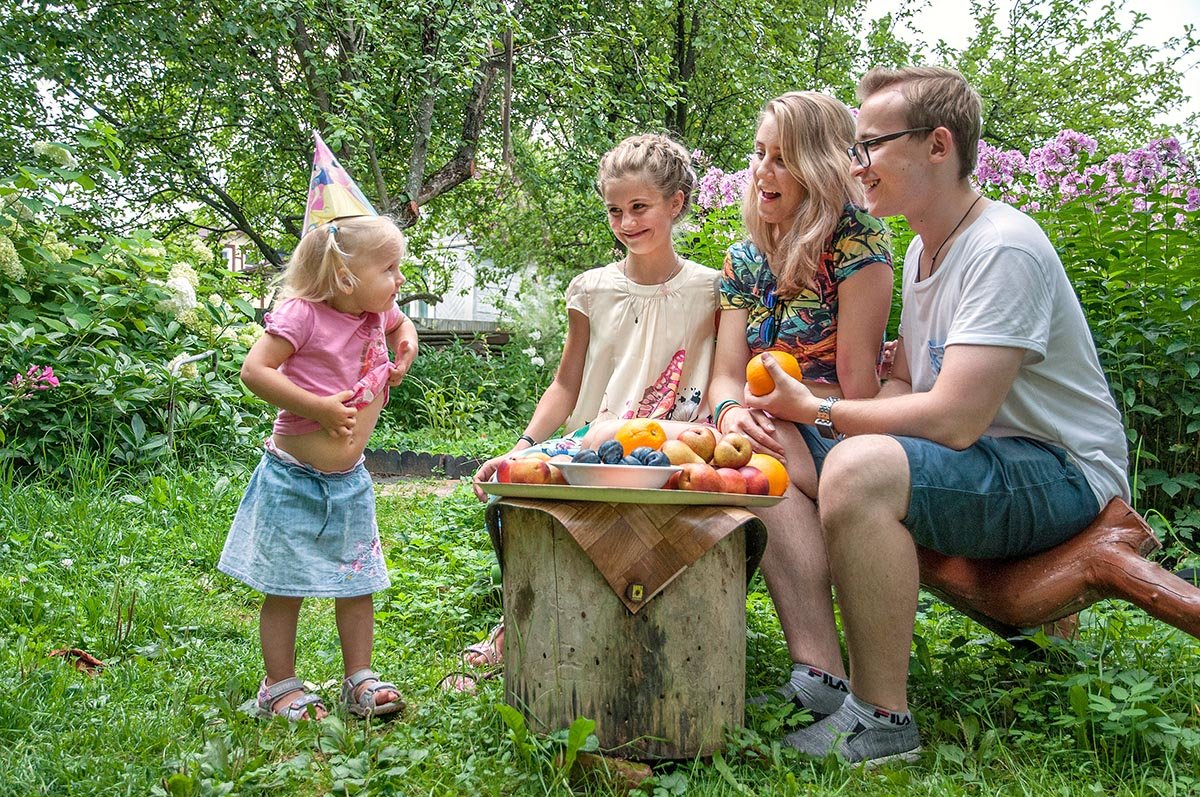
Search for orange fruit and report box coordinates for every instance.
[749,453,789,497]
[614,419,667,456]
[745,351,803,396]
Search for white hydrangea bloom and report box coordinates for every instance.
[142,246,167,260]
[207,293,223,307]
[0,235,24,281]
[43,231,74,263]
[179,307,211,332]
[169,262,199,287]
[180,362,199,380]
[33,141,78,169]
[237,323,264,349]
[157,275,197,318]
[190,237,215,265]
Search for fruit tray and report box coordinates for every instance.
[481,480,782,507]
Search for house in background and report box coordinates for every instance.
[401,233,519,349]
[215,228,518,347]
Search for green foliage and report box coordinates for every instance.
[0,140,267,470]
[5,457,1200,794]
[387,333,557,440]
[951,0,1197,151]
[1055,190,1200,558]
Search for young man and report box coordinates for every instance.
[746,67,1129,765]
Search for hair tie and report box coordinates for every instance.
[327,224,338,236]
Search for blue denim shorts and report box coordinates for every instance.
[799,426,1100,558]
[218,446,390,598]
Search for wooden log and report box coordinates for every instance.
[498,502,749,759]
[918,498,1200,640]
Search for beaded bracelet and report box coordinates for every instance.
[517,434,536,447]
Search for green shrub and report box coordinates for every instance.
[0,134,268,471]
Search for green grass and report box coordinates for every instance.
[2,455,1199,796]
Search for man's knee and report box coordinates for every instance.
[817,435,909,531]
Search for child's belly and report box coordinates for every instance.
[272,394,385,473]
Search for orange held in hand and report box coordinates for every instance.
[614,418,667,456]
[748,453,789,496]
[746,351,803,396]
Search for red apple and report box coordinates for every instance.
[507,457,553,485]
[715,467,747,494]
[738,466,770,495]
[664,470,682,490]
[678,425,717,462]
[712,432,753,469]
[676,463,724,492]
[662,439,705,465]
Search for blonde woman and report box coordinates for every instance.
[707,91,893,720]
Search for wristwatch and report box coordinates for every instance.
[815,396,840,439]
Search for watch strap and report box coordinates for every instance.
[815,396,840,439]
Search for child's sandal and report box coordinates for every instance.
[341,668,405,718]
[255,677,326,721]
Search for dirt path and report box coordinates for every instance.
[374,478,462,499]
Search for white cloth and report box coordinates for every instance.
[899,202,1129,506]
[564,258,721,432]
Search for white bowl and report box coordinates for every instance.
[552,461,681,489]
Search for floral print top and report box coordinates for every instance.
[719,204,892,383]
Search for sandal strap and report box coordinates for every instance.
[260,676,305,702]
[344,668,380,690]
[287,693,325,710]
[342,669,400,709]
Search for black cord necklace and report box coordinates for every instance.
[929,194,982,268]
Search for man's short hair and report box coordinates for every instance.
[856,67,982,180]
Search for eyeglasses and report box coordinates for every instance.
[761,283,784,346]
[847,127,934,168]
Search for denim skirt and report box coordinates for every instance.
[218,447,391,598]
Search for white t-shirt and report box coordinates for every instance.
[564,258,721,432]
[899,202,1129,506]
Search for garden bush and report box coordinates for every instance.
[0,134,272,472]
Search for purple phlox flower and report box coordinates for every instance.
[1027,130,1098,191]
[696,166,751,210]
[1185,187,1200,213]
[975,141,1026,187]
[697,167,727,209]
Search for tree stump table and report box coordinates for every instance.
[486,498,767,760]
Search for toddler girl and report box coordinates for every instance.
[219,215,418,720]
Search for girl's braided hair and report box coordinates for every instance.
[596,133,696,221]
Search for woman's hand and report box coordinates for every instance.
[472,450,515,502]
[719,406,787,460]
[743,355,818,424]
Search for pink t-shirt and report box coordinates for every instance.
[264,298,403,435]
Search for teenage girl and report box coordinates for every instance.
[458,134,721,681]
[219,215,418,719]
